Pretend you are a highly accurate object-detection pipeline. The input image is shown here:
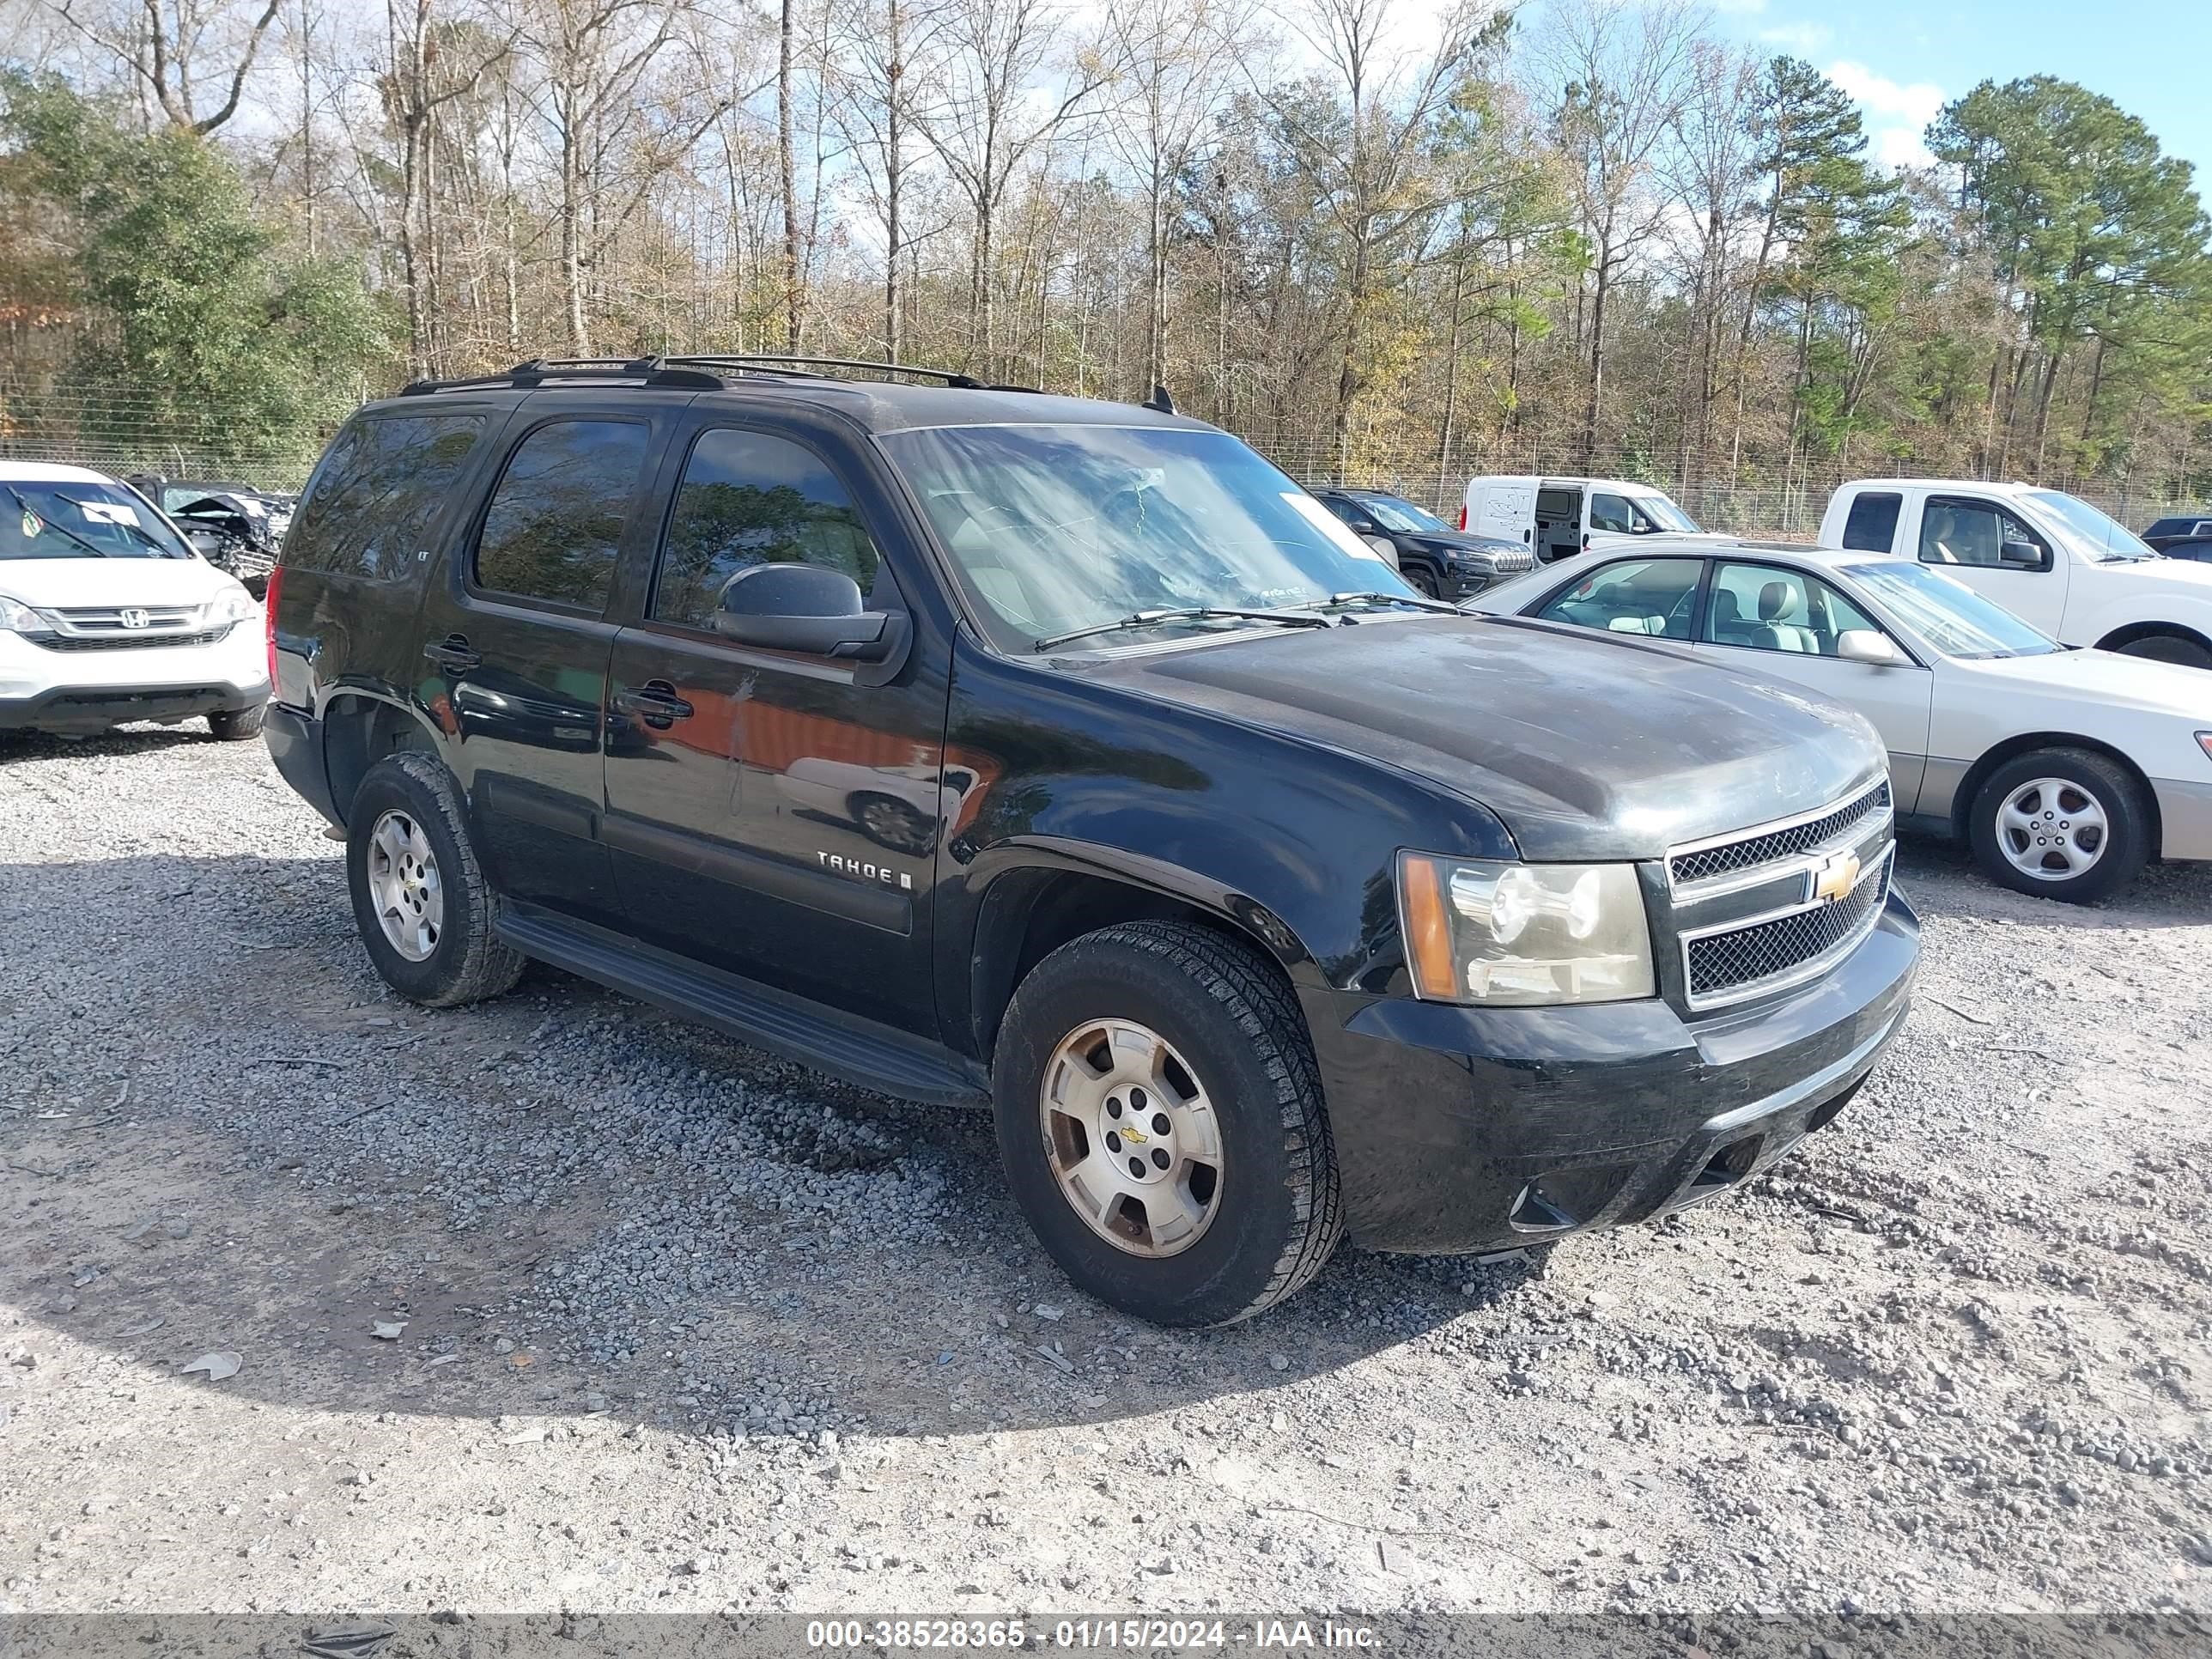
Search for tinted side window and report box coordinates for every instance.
[1535,557,1703,638]
[473,420,648,610]
[1589,492,1638,533]
[286,415,486,580]
[651,428,883,631]
[1840,491,1901,551]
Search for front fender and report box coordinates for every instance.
[2074,592,2212,651]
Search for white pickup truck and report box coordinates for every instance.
[1820,479,2212,670]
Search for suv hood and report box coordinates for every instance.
[1406,532,1523,560]
[1084,616,1883,861]
[0,556,231,608]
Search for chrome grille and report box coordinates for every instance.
[1670,780,1891,887]
[1686,849,1893,1003]
[49,605,200,633]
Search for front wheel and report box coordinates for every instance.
[992,921,1343,1327]
[1400,562,1439,599]
[1967,747,2150,903]
[2112,635,2212,672]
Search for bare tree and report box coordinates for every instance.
[1662,38,1757,489]
[1532,0,1698,470]
[49,0,285,134]
[829,0,921,360]
[1103,0,1248,395]
[908,0,1105,374]
[1269,0,1495,474]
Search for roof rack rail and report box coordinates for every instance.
[398,356,748,397]
[662,355,1040,393]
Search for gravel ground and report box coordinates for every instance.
[3,724,2209,1621]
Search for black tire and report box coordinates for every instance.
[1967,746,2151,904]
[1401,562,1440,599]
[345,751,526,1006]
[206,702,268,742]
[2112,634,2212,672]
[991,921,1344,1327]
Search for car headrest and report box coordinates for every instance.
[1713,587,1741,621]
[1758,580,1792,623]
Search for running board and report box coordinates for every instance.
[495,902,990,1109]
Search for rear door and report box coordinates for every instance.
[600,407,949,1033]
[416,393,675,925]
[1693,559,1934,810]
[1478,483,1534,546]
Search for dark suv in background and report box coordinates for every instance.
[1312,487,1533,599]
[264,356,1917,1326]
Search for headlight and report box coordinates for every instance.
[1398,852,1655,1006]
[204,586,258,625]
[0,593,45,633]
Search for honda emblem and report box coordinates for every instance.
[119,608,150,629]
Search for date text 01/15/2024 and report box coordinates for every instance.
[803,1619,1379,1650]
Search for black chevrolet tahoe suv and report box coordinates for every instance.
[264,356,1919,1327]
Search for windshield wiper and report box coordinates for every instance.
[1034,606,1332,652]
[1313,590,1465,616]
[4,486,111,558]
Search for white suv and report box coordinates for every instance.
[1,463,270,739]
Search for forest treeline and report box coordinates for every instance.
[1,0,2208,513]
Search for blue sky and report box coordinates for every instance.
[1707,0,2212,179]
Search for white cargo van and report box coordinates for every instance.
[1459,476,1710,563]
[1819,479,2212,670]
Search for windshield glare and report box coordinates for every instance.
[2,480,193,560]
[1844,560,2060,658]
[1637,495,1702,533]
[881,425,1416,651]
[1359,495,1449,534]
[2025,490,2156,562]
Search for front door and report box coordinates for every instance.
[1911,494,2071,636]
[417,399,667,924]
[1695,559,1936,811]
[601,414,951,1033]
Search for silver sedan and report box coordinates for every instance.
[1471,537,2212,902]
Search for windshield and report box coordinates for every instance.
[1635,494,1702,533]
[1358,495,1449,534]
[2,479,194,560]
[1843,560,2061,659]
[2024,490,2158,563]
[879,425,1417,651]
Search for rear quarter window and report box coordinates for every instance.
[285,413,488,580]
[1840,491,1902,552]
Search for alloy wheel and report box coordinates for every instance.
[365,808,445,961]
[1996,776,2108,882]
[1038,1018,1224,1258]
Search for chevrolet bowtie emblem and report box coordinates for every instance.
[1813,850,1862,905]
[1121,1124,1149,1145]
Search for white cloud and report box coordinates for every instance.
[1826,58,1944,173]
[1755,21,1832,54]
[1708,0,1769,13]
[1827,59,1946,128]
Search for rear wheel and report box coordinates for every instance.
[992,921,1343,1327]
[2112,634,2212,671]
[345,752,525,1006]
[1967,747,2149,903]
[206,702,268,742]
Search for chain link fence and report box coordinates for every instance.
[2,375,2189,537]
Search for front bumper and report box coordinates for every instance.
[0,624,268,733]
[2151,775,2212,862]
[1303,889,1919,1253]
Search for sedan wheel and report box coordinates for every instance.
[1995,776,2107,883]
[1968,747,2149,904]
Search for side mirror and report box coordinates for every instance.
[1836,629,1905,666]
[2000,539,2045,568]
[713,562,905,662]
